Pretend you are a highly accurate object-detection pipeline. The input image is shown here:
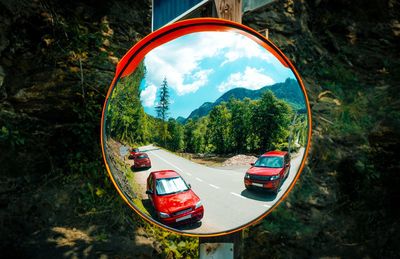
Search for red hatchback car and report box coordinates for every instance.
[146,170,204,226]
[244,151,291,194]
[132,152,151,169]
[128,148,140,159]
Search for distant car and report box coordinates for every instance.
[132,152,151,169]
[128,148,140,159]
[146,170,204,226]
[244,151,291,194]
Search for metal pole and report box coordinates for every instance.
[199,1,243,258]
[199,231,243,259]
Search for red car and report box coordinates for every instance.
[146,170,204,226]
[128,148,140,159]
[132,152,151,169]
[244,151,291,194]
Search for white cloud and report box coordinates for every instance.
[144,47,214,96]
[143,31,277,96]
[140,84,157,107]
[217,67,275,92]
[220,34,273,66]
[180,69,213,95]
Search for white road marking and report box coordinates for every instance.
[196,177,203,182]
[263,204,272,208]
[209,184,220,189]
[149,150,184,172]
[186,172,192,176]
[230,192,247,200]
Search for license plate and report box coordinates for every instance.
[176,214,191,222]
[252,183,263,187]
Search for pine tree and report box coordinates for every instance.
[155,77,169,122]
[155,77,170,147]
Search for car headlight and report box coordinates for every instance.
[195,201,202,209]
[245,173,250,179]
[159,212,170,218]
[270,175,280,180]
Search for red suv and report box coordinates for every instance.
[244,151,291,194]
[132,152,151,169]
[146,170,204,226]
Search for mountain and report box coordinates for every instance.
[176,116,186,124]
[186,78,305,121]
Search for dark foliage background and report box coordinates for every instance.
[0,0,399,258]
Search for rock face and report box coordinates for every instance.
[0,0,151,176]
[242,0,400,257]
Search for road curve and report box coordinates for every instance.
[132,146,305,234]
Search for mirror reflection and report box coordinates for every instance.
[103,30,309,234]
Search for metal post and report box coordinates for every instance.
[199,231,243,259]
[214,0,242,23]
[198,2,244,258]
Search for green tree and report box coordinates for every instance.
[155,77,170,147]
[106,62,149,146]
[227,97,254,153]
[207,103,232,154]
[155,77,169,121]
[183,117,210,154]
[192,117,209,153]
[252,91,293,151]
[183,119,196,153]
[167,118,184,151]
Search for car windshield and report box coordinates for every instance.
[156,177,189,196]
[254,156,284,168]
[137,155,148,159]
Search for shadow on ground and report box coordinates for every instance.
[130,166,152,173]
[240,189,277,202]
[12,225,157,259]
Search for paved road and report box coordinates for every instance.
[132,146,305,234]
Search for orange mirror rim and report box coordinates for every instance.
[100,17,312,237]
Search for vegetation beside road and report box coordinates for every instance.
[105,66,307,159]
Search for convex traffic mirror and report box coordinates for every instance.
[101,18,311,236]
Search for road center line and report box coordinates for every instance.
[209,184,220,189]
[196,177,203,182]
[149,150,184,172]
[230,192,247,199]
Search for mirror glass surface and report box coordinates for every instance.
[102,22,310,235]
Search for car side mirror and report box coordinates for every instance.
[146,190,153,195]
[188,184,191,189]
[250,162,255,166]
[285,163,290,167]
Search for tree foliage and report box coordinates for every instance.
[166,118,184,152]
[155,77,170,146]
[178,91,297,154]
[207,103,232,154]
[106,62,150,146]
[155,77,169,122]
[106,71,301,156]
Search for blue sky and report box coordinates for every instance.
[139,31,297,119]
